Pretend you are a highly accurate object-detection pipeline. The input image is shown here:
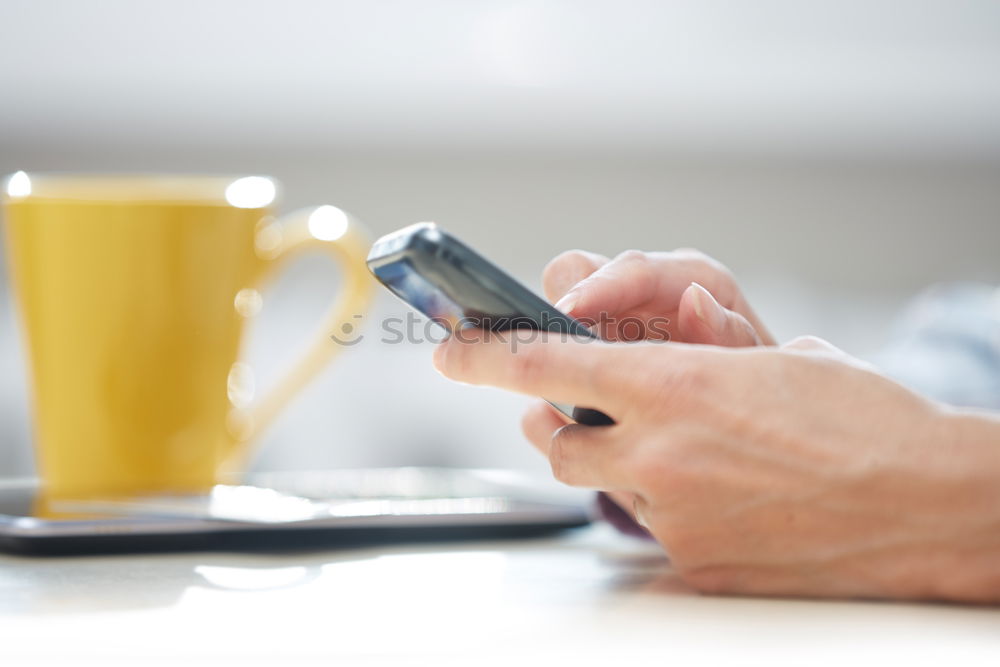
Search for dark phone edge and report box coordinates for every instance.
[0,519,590,556]
[368,223,595,337]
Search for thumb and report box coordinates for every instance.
[678,282,764,347]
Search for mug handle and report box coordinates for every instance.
[223,205,374,468]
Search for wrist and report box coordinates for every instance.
[923,407,1000,601]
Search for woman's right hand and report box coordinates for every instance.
[439,330,1000,602]
[535,248,775,524]
[542,248,775,347]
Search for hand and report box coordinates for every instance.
[434,332,1000,601]
[542,249,775,346]
[539,248,774,519]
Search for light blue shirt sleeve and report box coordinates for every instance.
[876,283,1000,410]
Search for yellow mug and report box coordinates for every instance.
[2,172,373,499]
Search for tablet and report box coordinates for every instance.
[0,468,591,555]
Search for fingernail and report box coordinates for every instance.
[690,282,726,332]
[554,293,578,314]
[632,497,649,529]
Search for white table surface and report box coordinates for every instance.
[2,523,999,666]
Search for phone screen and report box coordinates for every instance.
[371,258,466,326]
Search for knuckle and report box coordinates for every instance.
[674,248,735,281]
[614,248,648,265]
[543,250,597,291]
[673,247,720,268]
[784,334,828,351]
[672,247,709,261]
[545,249,593,274]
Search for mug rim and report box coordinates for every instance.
[2,172,283,209]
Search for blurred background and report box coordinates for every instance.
[1,0,999,478]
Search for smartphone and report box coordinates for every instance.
[367,223,614,426]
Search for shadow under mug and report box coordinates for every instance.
[1,173,373,499]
